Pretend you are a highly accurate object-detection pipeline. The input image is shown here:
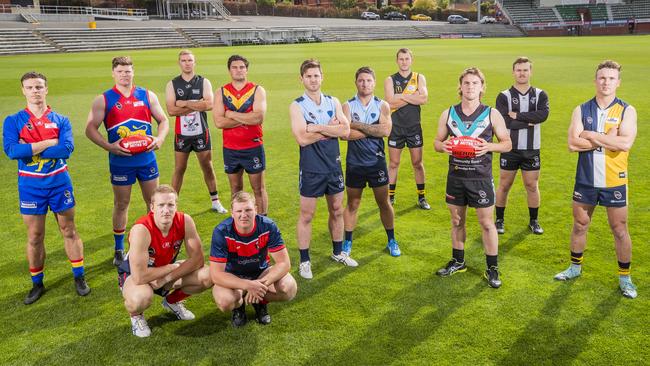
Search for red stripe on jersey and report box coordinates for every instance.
[225,231,269,257]
[210,256,227,263]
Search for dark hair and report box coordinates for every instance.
[21,71,47,86]
[112,56,133,69]
[355,66,375,80]
[512,56,532,70]
[228,55,249,69]
[300,59,322,76]
[396,48,413,58]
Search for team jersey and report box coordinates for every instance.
[294,92,342,173]
[172,75,210,139]
[446,103,493,180]
[103,85,155,167]
[576,97,629,188]
[128,211,186,268]
[390,72,421,129]
[346,95,385,167]
[496,86,549,151]
[221,82,263,150]
[210,215,285,278]
[3,107,73,189]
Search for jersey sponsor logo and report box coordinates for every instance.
[177,88,185,97]
[573,191,583,200]
[614,191,622,200]
[63,189,73,205]
[478,198,490,205]
[133,101,144,107]
[388,140,397,146]
[619,172,626,178]
[20,201,37,209]
[44,122,57,129]
[378,169,387,183]
[113,174,128,182]
[606,117,619,123]
[338,174,344,188]
[192,89,200,94]
[252,156,262,170]
[406,85,416,92]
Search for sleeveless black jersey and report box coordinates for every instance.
[390,72,421,129]
[446,104,493,180]
[172,75,209,137]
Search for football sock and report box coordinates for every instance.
[209,191,219,201]
[30,266,44,285]
[113,228,125,251]
[529,207,539,221]
[452,248,464,263]
[389,184,396,200]
[386,228,395,241]
[299,249,310,263]
[332,241,343,255]
[166,290,190,304]
[70,258,85,278]
[570,251,583,265]
[345,231,353,242]
[416,183,425,200]
[486,254,498,268]
[618,261,631,277]
[495,206,505,221]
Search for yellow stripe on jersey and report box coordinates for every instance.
[391,72,419,113]
[604,102,628,187]
[223,86,256,111]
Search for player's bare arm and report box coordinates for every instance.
[226,86,267,126]
[128,224,179,287]
[157,214,205,287]
[400,74,428,105]
[312,98,350,138]
[258,248,291,287]
[147,90,169,151]
[349,100,392,139]
[383,76,407,110]
[85,95,131,156]
[476,109,512,156]
[209,262,268,303]
[290,101,329,146]
[587,105,637,152]
[568,106,598,152]
[165,81,190,116]
[434,109,452,154]
[181,78,214,112]
[213,88,243,129]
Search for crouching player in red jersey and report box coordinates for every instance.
[117,185,212,337]
[210,191,297,327]
[3,72,90,305]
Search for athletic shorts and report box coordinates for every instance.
[500,150,541,171]
[223,145,265,174]
[117,259,172,297]
[110,160,159,186]
[387,124,423,149]
[345,162,389,189]
[18,183,75,215]
[573,183,627,207]
[175,132,211,153]
[299,170,345,198]
[445,176,495,208]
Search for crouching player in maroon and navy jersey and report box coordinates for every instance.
[86,56,169,267]
[3,71,90,305]
[117,185,212,337]
[210,191,297,327]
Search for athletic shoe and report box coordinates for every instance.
[529,220,544,235]
[74,276,91,296]
[130,314,151,337]
[389,196,395,206]
[342,240,352,255]
[162,298,195,320]
[331,252,359,267]
[113,249,125,266]
[24,283,45,305]
[436,259,467,276]
[231,304,247,327]
[619,277,638,299]
[554,265,582,281]
[252,303,271,325]
[495,219,505,235]
[418,197,431,210]
[299,261,313,279]
[212,199,228,214]
[484,266,502,288]
[386,239,401,257]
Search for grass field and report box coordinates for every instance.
[1,36,649,365]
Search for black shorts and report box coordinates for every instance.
[223,145,265,174]
[117,260,171,297]
[387,124,423,149]
[299,170,345,198]
[500,150,540,171]
[175,132,211,153]
[345,162,389,189]
[573,183,627,207]
[445,176,495,208]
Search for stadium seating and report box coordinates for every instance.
[610,0,650,20]
[555,4,608,21]
[38,28,190,52]
[500,0,559,24]
[181,28,227,46]
[0,29,59,55]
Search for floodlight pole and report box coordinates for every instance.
[477,0,481,22]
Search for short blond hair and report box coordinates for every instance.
[151,184,178,203]
[231,191,256,208]
[178,49,194,59]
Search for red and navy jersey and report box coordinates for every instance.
[130,211,186,268]
[103,85,155,167]
[210,215,285,277]
[221,82,263,150]
[3,107,73,189]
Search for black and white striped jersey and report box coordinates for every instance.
[495,86,549,151]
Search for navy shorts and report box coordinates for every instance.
[18,183,75,215]
[387,124,423,149]
[500,150,541,171]
[299,170,345,198]
[110,160,159,186]
[445,176,495,208]
[223,145,265,174]
[573,183,627,207]
[345,162,389,189]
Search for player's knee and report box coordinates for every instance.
[347,199,361,212]
[524,181,538,193]
[215,296,237,312]
[27,234,45,248]
[388,160,399,170]
[478,218,494,232]
[278,277,298,301]
[126,291,152,311]
[572,219,590,234]
[299,210,315,224]
[411,160,424,170]
[114,198,130,212]
[330,204,344,218]
[610,222,629,241]
[198,270,213,289]
[174,163,187,175]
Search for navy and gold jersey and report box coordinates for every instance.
[294,92,342,173]
[345,95,385,167]
[446,104,493,180]
[390,72,421,129]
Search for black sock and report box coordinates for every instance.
[570,251,583,265]
[332,241,343,255]
[496,206,505,220]
[529,207,539,221]
[299,249,310,263]
[486,254,498,268]
[386,228,395,241]
[389,184,396,199]
[345,231,353,242]
[416,183,425,199]
[618,261,631,276]
[452,248,464,263]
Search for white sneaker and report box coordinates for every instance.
[162,298,195,320]
[299,261,313,279]
[130,314,151,338]
[212,199,228,214]
[331,252,359,267]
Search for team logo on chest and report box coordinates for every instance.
[115,102,123,110]
[352,113,360,122]
[177,88,184,97]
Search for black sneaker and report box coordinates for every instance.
[74,276,91,296]
[113,250,124,266]
[495,219,505,235]
[529,220,544,235]
[24,283,45,305]
[484,266,502,288]
[231,304,247,328]
[418,197,431,210]
[252,303,271,325]
[436,259,467,277]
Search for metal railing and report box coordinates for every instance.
[0,5,147,17]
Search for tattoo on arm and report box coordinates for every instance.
[351,122,384,138]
